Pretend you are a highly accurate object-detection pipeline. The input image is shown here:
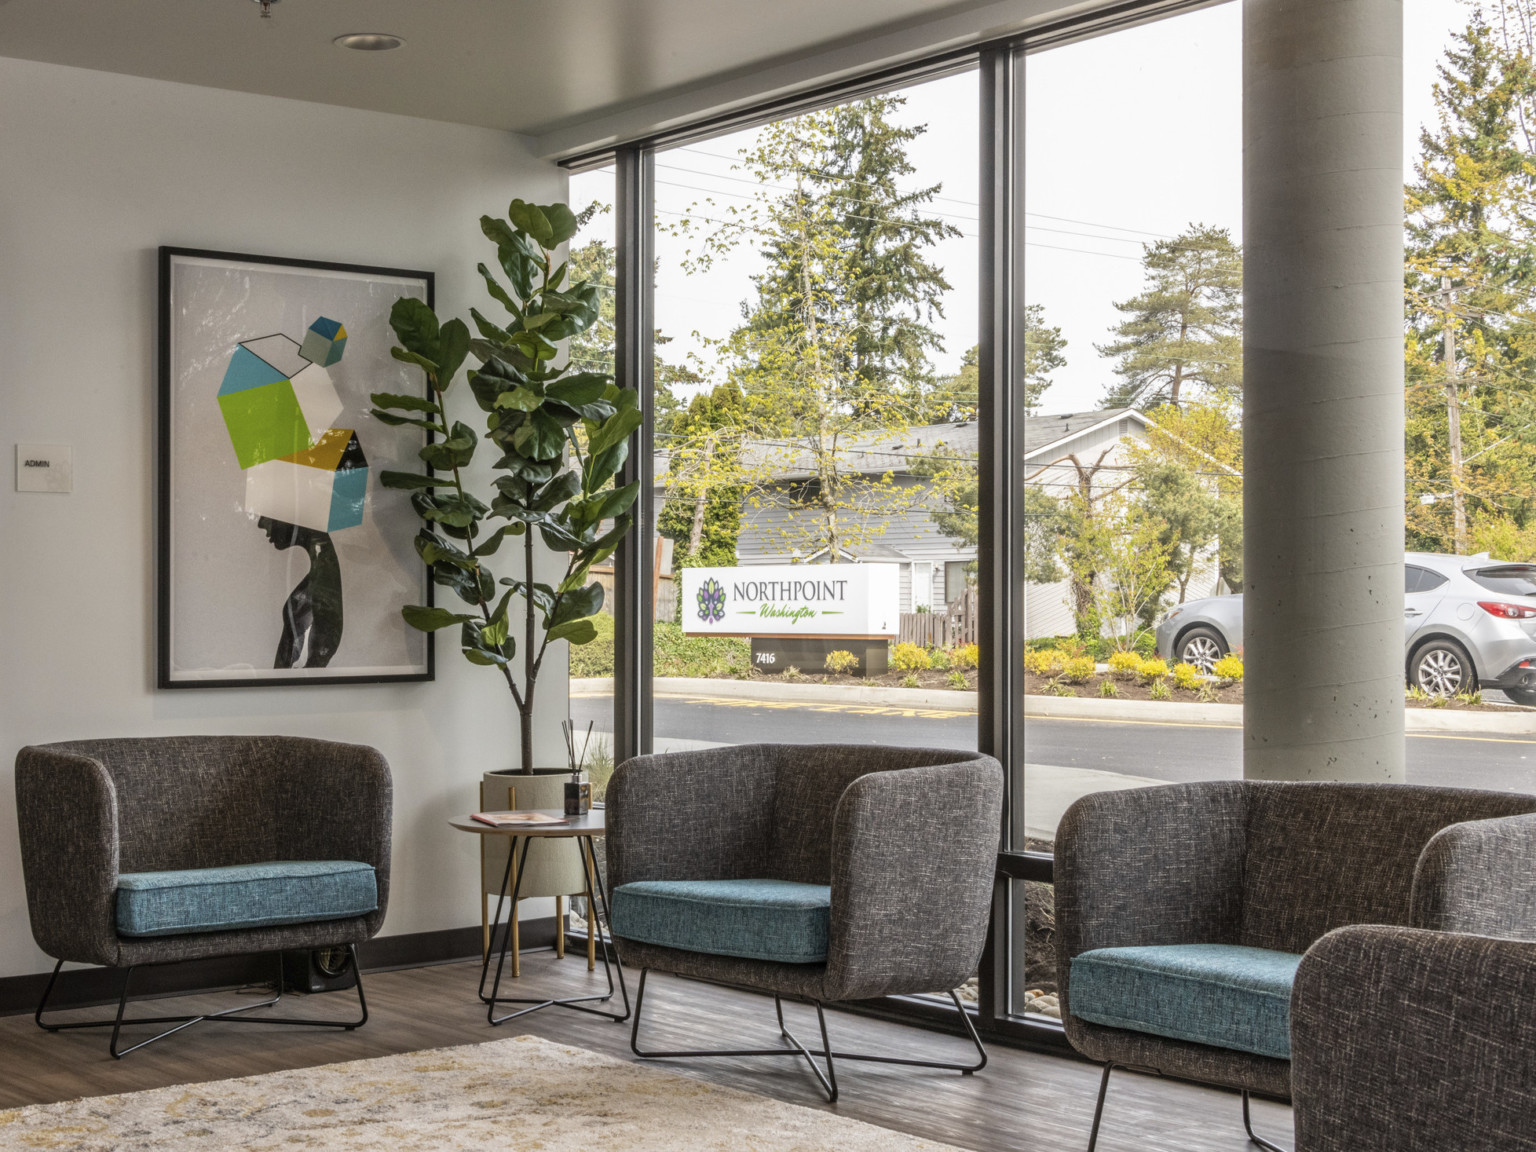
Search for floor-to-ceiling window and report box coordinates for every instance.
[571,75,983,770]
[581,3,1251,1044]
[1010,4,1244,1020]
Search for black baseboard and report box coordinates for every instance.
[0,917,558,1018]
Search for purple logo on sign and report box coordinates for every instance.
[696,578,726,623]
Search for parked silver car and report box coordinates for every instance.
[1154,552,1536,704]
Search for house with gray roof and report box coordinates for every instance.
[716,407,1162,636]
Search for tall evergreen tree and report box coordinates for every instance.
[1097,225,1242,410]
[1405,9,1536,554]
[743,97,960,400]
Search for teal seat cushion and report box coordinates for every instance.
[610,879,831,964]
[1070,943,1303,1060]
[116,861,377,938]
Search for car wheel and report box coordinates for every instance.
[1177,626,1228,673]
[1503,687,1536,708]
[1410,639,1475,697]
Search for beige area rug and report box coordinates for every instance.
[0,1034,968,1151]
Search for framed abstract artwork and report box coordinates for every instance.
[157,247,435,687]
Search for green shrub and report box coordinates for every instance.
[950,642,979,669]
[824,649,859,675]
[568,613,616,678]
[927,647,951,670]
[1024,648,1065,676]
[1106,651,1141,680]
[947,670,968,689]
[1098,679,1120,698]
[1212,654,1244,683]
[652,620,752,678]
[891,642,932,672]
[1061,656,1096,684]
[1173,662,1203,691]
[901,672,921,688]
[1149,678,1172,701]
[584,738,615,802]
[1134,631,1157,657]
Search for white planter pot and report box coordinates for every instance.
[480,769,589,902]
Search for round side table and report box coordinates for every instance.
[449,809,630,1025]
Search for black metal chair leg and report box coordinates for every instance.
[35,948,369,1058]
[1086,1063,1113,1152]
[1242,1090,1291,1152]
[631,970,985,1101]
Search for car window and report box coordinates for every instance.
[1467,566,1536,597]
[1408,566,1448,592]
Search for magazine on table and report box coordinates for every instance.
[471,811,571,827]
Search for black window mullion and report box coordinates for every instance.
[976,43,1032,1030]
[612,146,656,765]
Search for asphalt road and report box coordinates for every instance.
[570,692,1536,796]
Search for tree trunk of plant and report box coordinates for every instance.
[521,529,536,773]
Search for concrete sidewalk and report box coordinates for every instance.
[570,676,1536,734]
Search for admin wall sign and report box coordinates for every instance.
[680,564,899,638]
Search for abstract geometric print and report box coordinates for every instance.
[216,316,368,533]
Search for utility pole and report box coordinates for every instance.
[1442,275,1468,554]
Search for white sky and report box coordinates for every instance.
[571,0,1471,414]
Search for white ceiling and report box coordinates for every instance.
[0,0,1039,146]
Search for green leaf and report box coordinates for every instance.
[529,469,581,511]
[372,410,445,432]
[471,524,515,557]
[402,605,476,631]
[494,386,543,412]
[588,439,629,487]
[437,318,471,390]
[549,582,604,626]
[477,263,519,316]
[390,347,439,375]
[548,260,568,290]
[544,203,578,246]
[545,374,609,408]
[513,410,566,459]
[390,297,441,362]
[380,470,446,490]
[589,481,640,523]
[370,391,441,414]
[480,615,509,647]
[469,309,514,346]
[546,618,598,646]
[507,199,554,246]
[587,407,643,457]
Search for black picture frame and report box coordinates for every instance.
[157,246,436,689]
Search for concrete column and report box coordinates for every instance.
[1243,0,1405,782]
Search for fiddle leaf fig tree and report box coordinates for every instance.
[371,199,640,774]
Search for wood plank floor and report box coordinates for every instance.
[0,952,1293,1152]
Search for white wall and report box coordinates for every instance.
[0,57,570,979]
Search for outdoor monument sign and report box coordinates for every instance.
[680,564,899,675]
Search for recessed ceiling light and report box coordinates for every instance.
[334,33,405,51]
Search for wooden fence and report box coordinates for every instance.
[898,587,978,648]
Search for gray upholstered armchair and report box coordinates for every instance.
[1291,925,1536,1152]
[1055,782,1536,1151]
[606,743,1002,1100]
[16,736,392,1057]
